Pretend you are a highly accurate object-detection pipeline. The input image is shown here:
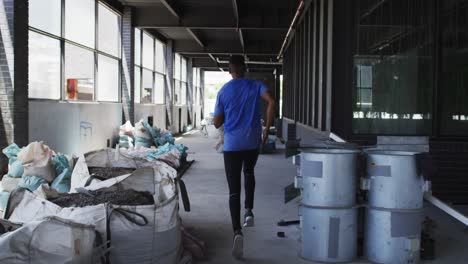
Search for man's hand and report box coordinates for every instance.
[213,114,225,129]
[262,129,269,146]
[261,91,276,146]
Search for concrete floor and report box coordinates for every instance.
[179,131,468,264]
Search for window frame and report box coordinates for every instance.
[28,0,122,103]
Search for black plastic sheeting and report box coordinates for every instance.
[88,167,136,180]
[48,190,154,208]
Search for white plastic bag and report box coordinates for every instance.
[134,120,152,140]
[1,176,21,192]
[17,142,56,182]
[119,121,134,137]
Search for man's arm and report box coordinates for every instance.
[213,114,224,129]
[261,91,276,145]
[213,91,225,129]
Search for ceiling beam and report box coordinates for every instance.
[231,0,245,54]
[361,0,387,20]
[135,7,289,30]
[174,40,278,55]
[232,0,239,26]
[186,28,205,47]
[208,53,217,62]
[193,58,279,69]
[238,28,245,53]
[159,0,181,19]
[145,26,288,30]
[193,58,218,68]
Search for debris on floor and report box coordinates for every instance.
[117,120,189,169]
[182,225,206,260]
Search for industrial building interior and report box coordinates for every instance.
[0,0,467,263]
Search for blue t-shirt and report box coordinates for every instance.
[214,78,269,151]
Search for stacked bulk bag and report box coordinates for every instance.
[134,120,153,148]
[119,121,135,148]
[70,148,177,190]
[118,120,187,167]
[7,165,182,264]
[0,216,100,264]
[1,142,74,194]
[0,143,75,218]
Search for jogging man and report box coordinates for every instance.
[213,55,276,259]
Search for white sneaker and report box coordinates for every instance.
[232,231,244,259]
[243,211,255,227]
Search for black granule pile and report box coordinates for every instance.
[88,167,135,179]
[48,190,154,208]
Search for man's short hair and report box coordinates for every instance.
[229,55,246,74]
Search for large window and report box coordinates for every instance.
[439,0,468,135]
[193,68,199,105]
[29,31,61,99]
[65,0,95,48]
[28,1,121,102]
[142,32,154,70]
[352,0,434,134]
[29,0,61,36]
[192,67,202,106]
[65,44,95,100]
[134,66,141,103]
[134,29,166,104]
[155,39,166,104]
[173,54,188,105]
[98,3,121,57]
[97,55,119,102]
[142,69,153,104]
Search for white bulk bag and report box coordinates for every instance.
[84,148,173,169]
[8,177,182,264]
[0,216,98,264]
[71,149,177,192]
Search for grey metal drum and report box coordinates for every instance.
[300,149,359,207]
[300,205,358,263]
[365,151,426,209]
[364,208,422,264]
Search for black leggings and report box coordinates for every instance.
[223,149,259,232]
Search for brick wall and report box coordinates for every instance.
[0,0,29,171]
[0,0,14,141]
[0,0,16,171]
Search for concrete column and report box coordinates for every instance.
[121,6,134,124]
[165,40,174,129]
[13,0,28,147]
[200,69,205,120]
[187,58,193,125]
[275,67,281,118]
